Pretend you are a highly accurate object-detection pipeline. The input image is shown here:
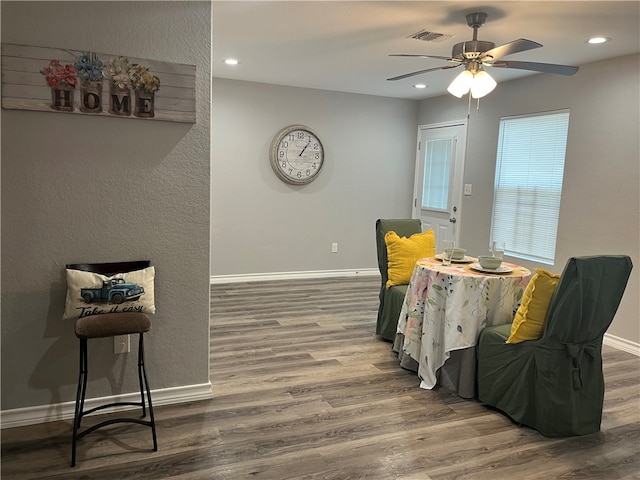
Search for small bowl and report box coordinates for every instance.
[445,248,466,260]
[478,255,502,270]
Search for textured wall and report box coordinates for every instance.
[417,54,640,345]
[1,1,211,410]
[211,79,418,276]
[211,56,639,347]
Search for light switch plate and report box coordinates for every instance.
[464,184,472,196]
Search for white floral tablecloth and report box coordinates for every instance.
[395,257,531,392]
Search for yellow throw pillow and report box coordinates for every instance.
[384,229,436,288]
[506,268,560,344]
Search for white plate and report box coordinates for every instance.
[434,254,475,264]
[469,263,513,274]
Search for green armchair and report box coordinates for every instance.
[375,218,422,341]
[477,255,633,437]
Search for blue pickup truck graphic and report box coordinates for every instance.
[81,278,144,305]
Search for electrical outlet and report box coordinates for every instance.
[331,242,338,253]
[114,334,130,354]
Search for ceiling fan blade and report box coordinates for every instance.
[489,60,579,76]
[389,53,455,62]
[482,39,542,61]
[387,64,461,81]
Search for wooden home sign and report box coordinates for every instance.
[1,43,196,124]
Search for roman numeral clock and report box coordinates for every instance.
[269,125,325,185]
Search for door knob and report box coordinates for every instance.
[449,217,457,223]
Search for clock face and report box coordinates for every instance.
[269,125,325,185]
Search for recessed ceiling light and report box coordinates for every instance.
[414,84,427,89]
[224,58,240,65]
[587,37,610,44]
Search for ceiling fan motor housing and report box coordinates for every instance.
[452,40,495,60]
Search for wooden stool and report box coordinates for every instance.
[68,261,158,467]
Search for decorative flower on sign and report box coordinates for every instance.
[40,60,78,88]
[74,53,104,82]
[103,56,134,89]
[131,65,161,94]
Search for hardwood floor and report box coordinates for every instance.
[2,276,640,479]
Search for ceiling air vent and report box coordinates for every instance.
[408,30,453,42]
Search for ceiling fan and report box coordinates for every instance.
[387,12,579,98]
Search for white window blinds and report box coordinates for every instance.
[490,110,570,264]
[422,138,453,211]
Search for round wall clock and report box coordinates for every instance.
[269,124,325,185]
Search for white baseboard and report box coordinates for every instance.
[0,382,212,429]
[603,333,640,356]
[210,268,380,284]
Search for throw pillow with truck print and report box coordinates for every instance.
[64,266,155,321]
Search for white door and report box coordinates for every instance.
[412,121,467,253]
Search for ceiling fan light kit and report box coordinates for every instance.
[447,61,497,99]
[389,12,579,101]
[447,70,473,97]
[470,70,497,98]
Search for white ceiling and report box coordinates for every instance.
[212,1,640,100]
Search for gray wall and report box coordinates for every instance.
[212,54,639,346]
[1,1,211,411]
[416,54,640,345]
[211,79,418,275]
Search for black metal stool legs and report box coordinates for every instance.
[71,334,157,467]
[138,333,158,451]
[71,339,88,467]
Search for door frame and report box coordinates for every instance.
[412,119,468,251]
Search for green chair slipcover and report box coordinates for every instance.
[375,218,422,341]
[477,255,633,437]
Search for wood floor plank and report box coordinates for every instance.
[2,276,639,479]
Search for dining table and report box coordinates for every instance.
[393,256,531,398]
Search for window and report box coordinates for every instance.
[490,110,570,264]
[422,138,454,211]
